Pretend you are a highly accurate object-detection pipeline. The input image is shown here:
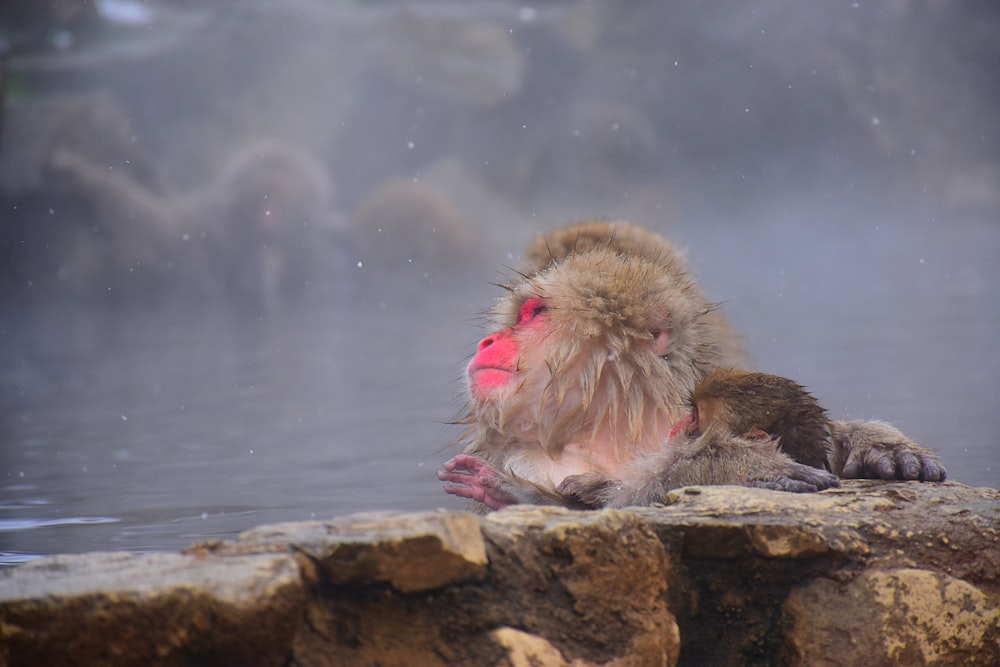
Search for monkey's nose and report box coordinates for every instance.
[478,335,497,351]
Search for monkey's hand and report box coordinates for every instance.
[557,473,620,508]
[749,462,841,493]
[438,454,521,510]
[829,420,947,482]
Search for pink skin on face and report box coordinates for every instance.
[467,328,518,396]
[467,298,548,398]
[667,414,694,442]
[445,297,681,507]
[444,299,552,507]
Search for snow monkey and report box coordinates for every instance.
[46,139,340,314]
[558,368,840,508]
[437,221,946,510]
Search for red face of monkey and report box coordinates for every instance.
[462,248,704,454]
[467,297,549,400]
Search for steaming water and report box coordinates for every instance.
[2,203,997,565]
[0,282,487,562]
[1,1,998,565]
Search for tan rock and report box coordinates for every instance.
[1,485,996,666]
[631,485,876,558]
[481,506,681,667]
[784,568,1000,666]
[491,627,586,667]
[0,551,303,667]
[234,510,488,593]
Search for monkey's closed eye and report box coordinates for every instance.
[517,298,548,325]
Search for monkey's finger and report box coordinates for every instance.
[784,479,820,493]
[440,455,467,471]
[555,476,580,496]
[862,448,898,480]
[437,470,479,486]
[557,474,611,502]
[441,482,477,499]
[875,458,898,480]
[750,478,818,493]
[842,450,889,478]
[810,471,841,490]
[893,451,922,480]
[556,478,589,502]
[790,463,841,490]
[442,454,490,475]
[444,476,516,509]
[446,481,497,506]
[840,456,864,479]
[920,457,947,482]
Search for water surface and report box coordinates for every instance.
[2,205,996,564]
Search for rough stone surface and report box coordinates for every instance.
[0,551,303,667]
[1,482,998,666]
[202,510,489,594]
[784,569,1000,667]
[626,482,1000,665]
[288,507,679,666]
[478,507,679,667]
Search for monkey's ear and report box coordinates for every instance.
[650,329,671,356]
[748,427,770,440]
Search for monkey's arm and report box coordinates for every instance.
[559,434,840,509]
[48,148,180,248]
[438,454,581,511]
[827,419,946,481]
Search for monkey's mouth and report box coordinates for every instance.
[468,364,516,392]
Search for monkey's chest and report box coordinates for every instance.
[510,440,641,488]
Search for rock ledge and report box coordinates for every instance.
[1,482,998,666]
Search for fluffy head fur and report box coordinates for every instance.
[460,221,749,469]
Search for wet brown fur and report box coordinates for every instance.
[691,368,833,470]
[446,221,945,511]
[559,369,841,507]
[458,221,748,478]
